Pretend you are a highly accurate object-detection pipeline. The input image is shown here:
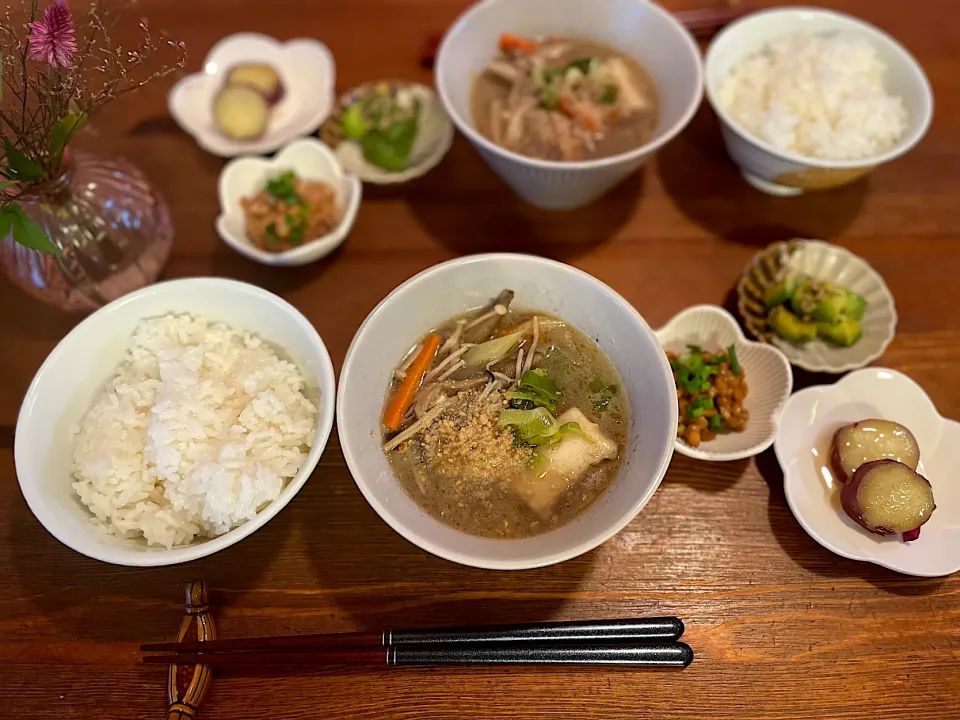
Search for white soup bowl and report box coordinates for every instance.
[435,0,703,210]
[337,254,677,569]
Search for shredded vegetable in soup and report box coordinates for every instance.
[471,34,659,162]
[381,290,629,539]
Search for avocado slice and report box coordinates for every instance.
[763,274,798,309]
[788,278,818,319]
[769,305,817,345]
[816,317,862,347]
[845,292,867,320]
[809,285,849,323]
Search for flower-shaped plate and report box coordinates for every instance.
[216,138,361,266]
[656,305,793,461]
[775,367,960,577]
[169,33,335,157]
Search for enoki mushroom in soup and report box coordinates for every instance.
[380,290,629,539]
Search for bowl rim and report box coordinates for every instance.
[14,277,337,567]
[656,304,794,462]
[703,6,935,170]
[337,252,678,569]
[735,238,898,373]
[434,0,705,172]
[215,137,362,266]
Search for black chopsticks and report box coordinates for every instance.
[142,617,692,669]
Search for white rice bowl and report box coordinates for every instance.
[15,277,336,567]
[717,31,908,160]
[72,314,317,548]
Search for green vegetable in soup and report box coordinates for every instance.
[462,331,525,369]
[499,407,558,441]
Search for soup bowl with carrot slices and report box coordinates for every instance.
[337,254,677,569]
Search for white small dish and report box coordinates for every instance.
[775,368,959,577]
[216,138,361,266]
[15,278,337,567]
[169,33,336,157]
[704,7,933,195]
[656,305,793,462]
[737,239,898,374]
[337,253,678,570]
[323,82,455,185]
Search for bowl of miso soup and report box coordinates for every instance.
[337,254,677,569]
[435,0,703,209]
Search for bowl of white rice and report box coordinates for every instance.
[15,278,336,566]
[704,7,933,196]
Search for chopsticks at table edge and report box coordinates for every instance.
[142,617,684,653]
[143,643,694,667]
[142,617,691,666]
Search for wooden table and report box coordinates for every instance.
[2,0,958,717]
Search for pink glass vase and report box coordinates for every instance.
[0,149,173,312]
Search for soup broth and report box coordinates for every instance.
[471,35,659,162]
[381,291,629,539]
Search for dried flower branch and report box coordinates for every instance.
[0,0,186,253]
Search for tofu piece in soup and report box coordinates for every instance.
[513,408,618,515]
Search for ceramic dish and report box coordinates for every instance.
[320,81,454,184]
[737,239,897,373]
[15,278,337,567]
[704,7,933,196]
[435,0,703,210]
[168,33,336,157]
[775,367,959,577]
[655,305,792,461]
[337,253,677,570]
[216,138,361,266]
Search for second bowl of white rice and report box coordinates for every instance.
[15,278,336,567]
[704,7,933,196]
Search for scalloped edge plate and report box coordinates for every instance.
[775,367,959,577]
[320,81,454,185]
[169,33,336,158]
[215,138,361,266]
[736,239,898,373]
[656,305,793,461]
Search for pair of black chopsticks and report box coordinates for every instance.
[142,617,692,668]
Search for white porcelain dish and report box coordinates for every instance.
[169,33,336,157]
[216,138,361,266]
[337,254,677,569]
[737,239,898,374]
[656,305,792,462]
[435,0,703,210]
[775,368,959,577]
[15,278,336,567]
[704,7,933,196]
[326,82,455,185]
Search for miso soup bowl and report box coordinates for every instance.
[435,0,703,210]
[337,254,678,569]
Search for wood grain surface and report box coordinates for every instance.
[1,0,958,718]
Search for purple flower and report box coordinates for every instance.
[27,0,78,69]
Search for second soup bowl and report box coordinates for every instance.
[435,0,703,210]
[337,254,677,569]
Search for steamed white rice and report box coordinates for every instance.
[717,32,908,160]
[72,314,317,548]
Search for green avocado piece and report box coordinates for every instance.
[788,277,818,319]
[809,285,849,323]
[769,305,817,345]
[816,317,862,346]
[763,274,798,308]
[845,292,867,321]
